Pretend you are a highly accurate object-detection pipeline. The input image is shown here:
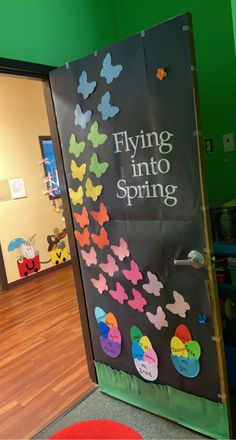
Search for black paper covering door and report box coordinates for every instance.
[49,14,223,403]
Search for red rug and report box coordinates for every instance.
[48,419,143,439]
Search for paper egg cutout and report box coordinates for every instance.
[95,307,121,358]
[105,312,118,328]
[171,356,200,378]
[95,306,106,323]
[175,324,192,344]
[130,325,158,381]
[171,325,201,378]
[130,325,143,344]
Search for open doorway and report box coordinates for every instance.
[0,73,94,438]
[210,206,236,434]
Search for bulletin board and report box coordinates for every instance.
[50,13,230,438]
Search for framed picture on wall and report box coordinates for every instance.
[39,136,61,199]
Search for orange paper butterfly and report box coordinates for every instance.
[90,202,109,226]
[74,207,90,228]
[91,226,110,250]
[156,67,167,80]
[74,227,90,247]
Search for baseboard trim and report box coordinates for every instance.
[8,260,71,289]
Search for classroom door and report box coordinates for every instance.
[49,13,231,439]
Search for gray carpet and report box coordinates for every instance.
[34,389,205,439]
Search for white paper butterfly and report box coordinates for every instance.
[146,306,168,330]
[166,291,190,318]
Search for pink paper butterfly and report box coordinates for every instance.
[81,246,97,267]
[99,254,119,277]
[166,291,190,318]
[111,238,130,261]
[91,273,108,294]
[128,288,147,312]
[142,271,163,296]
[146,306,168,330]
[109,282,128,304]
[122,260,142,285]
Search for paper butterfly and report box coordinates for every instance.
[122,260,142,285]
[128,288,147,312]
[99,254,119,277]
[77,71,97,99]
[91,226,110,249]
[111,238,129,261]
[91,273,108,294]
[71,160,86,181]
[81,246,97,266]
[90,202,109,226]
[97,92,119,121]
[74,104,92,129]
[142,271,163,296]
[74,207,90,228]
[166,291,190,318]
[74,227,90,247]
[146,306,168,330]
[100,53,123,84]
[87,121,107,148]
[89,153,109,178]
[69,186,83,206]
[85,178,103,202]
[69,134,85,158]
[109,282,128,304]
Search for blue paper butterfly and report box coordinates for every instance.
[97,92,119,121]
[100,53,123,84]
[74,104,92,129]
[77,71,97,99]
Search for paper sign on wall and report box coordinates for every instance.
[8,178,27,199]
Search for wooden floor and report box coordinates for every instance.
[0,264,94,439]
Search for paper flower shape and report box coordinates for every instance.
[170,324,201,378]
[130,325,158,381]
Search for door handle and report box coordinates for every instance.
[174,250,205,269]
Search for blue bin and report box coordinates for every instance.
[225,345,236,389]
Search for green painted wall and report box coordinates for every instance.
[231,0,236,55]
[0,0,118,66]
[0,0,235,204]
[113,0,236,205]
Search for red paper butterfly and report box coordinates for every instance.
[90,202,109,226]
[91,226,110,250]
[74,227,90,247]
[74,207,90,228]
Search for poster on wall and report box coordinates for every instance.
[49,13,230,438]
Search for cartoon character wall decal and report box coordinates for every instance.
[47,228,69,264]
[8,235,41,277]
[8,228,69,277]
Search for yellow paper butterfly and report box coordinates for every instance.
[85,178,102,202]
[71,160,86,182]
[69,186,84,206]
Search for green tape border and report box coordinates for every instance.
[95,362,229,439]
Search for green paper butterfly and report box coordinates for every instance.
[89,153,109,178]
[87,121,107,148]
[69,133,85,158]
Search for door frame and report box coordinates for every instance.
[0,57,96,382]
[0,242,8,291]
